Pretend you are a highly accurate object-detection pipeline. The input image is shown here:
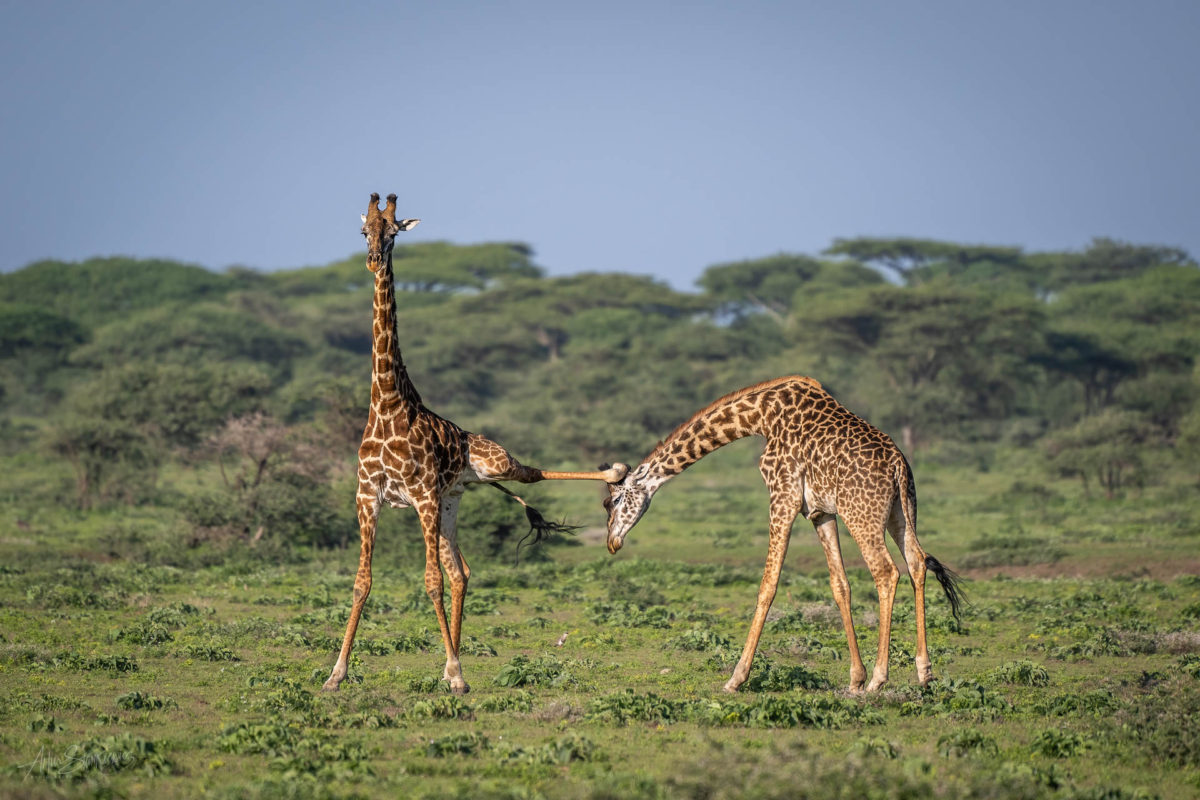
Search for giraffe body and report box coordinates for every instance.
[324,193,625,694]
[603,375,962,693]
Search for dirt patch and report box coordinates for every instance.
[968,556,1200,581]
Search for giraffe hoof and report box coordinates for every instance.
[321,678,342,692]
[450,681,470,696]
[722,679,742,694]
[866,678,887,693]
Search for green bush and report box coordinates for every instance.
[1030,728,1090,758]
[115,691,175,711]
[492,655,577,688]
[988,659,1051,686]
[937,728,999,758]
[23,733,172,782]
[425,731,489,757]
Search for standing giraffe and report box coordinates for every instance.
[602,375,963,693]
[324,193,627,694]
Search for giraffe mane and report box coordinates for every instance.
[647,375,823,461]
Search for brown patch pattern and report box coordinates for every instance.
[323,193,622,695]
[605,375,945,693]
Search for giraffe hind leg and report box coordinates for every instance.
[887,500,933,685]
[839,502,900,693]
[421,500,469,695]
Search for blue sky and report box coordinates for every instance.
[2,1,1197,288]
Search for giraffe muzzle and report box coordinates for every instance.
[606,532,625,555]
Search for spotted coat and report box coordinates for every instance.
[324,193,624,695]
[605,375,955,693]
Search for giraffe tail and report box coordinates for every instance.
[925,555,966,622]
[896,457,966,622]
[487,483,580,563]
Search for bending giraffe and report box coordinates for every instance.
[324,193,627,694]
[602,376,963,693]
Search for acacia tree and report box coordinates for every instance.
[824,237,1024,286]
[697,254,824,320]
[798,282,1043,450]
[1044,409,1151,498]
[50,417,160,509]
[1028,237,1194,291]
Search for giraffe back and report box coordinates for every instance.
[757,377,910,524]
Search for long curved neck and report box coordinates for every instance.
[639,392,763,493]
[370,253,423,411]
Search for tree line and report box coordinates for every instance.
[1,236,1196,556]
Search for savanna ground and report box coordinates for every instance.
[2,441,1198,800]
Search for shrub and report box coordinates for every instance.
[586,601,675,629]
[850,737,899,759]
[408,695,474,721]
[1114,682,1200,766]
[425,731,488,757]
[586,690,685,726]
[27,715,64,732]
[478,691,534,713]
[900,679,1011,718]
[1030,728,1090,758]
[744,662,832,692]
[937,728,999,758]
[988,659,1051,686]
[492,655,576,688]
[115,691,176,711]
[112,619,175,646]
[668,627,733,652]
[459,635,498,657]
[53,653,138,673]
[493,733,597,766]
[23,733,172,782]
[183,642,239,661]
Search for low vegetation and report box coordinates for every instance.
[1,237,1198,797]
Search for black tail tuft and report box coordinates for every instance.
[925,555,967,621]
[514,505,580,564]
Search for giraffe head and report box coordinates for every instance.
[602,462,650,554]
[361,192,420,271]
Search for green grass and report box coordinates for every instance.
[1,449,1199,798]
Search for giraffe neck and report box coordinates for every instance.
[369,253,423,412]
[638,389,766,493]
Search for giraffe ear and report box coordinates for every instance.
[398,218,420,231]
[360,214,367,223]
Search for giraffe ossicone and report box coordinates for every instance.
[602,375,964,694]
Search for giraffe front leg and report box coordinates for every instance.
[724,502,796,692]
[324,500,378,691]
[814,515,868,693]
